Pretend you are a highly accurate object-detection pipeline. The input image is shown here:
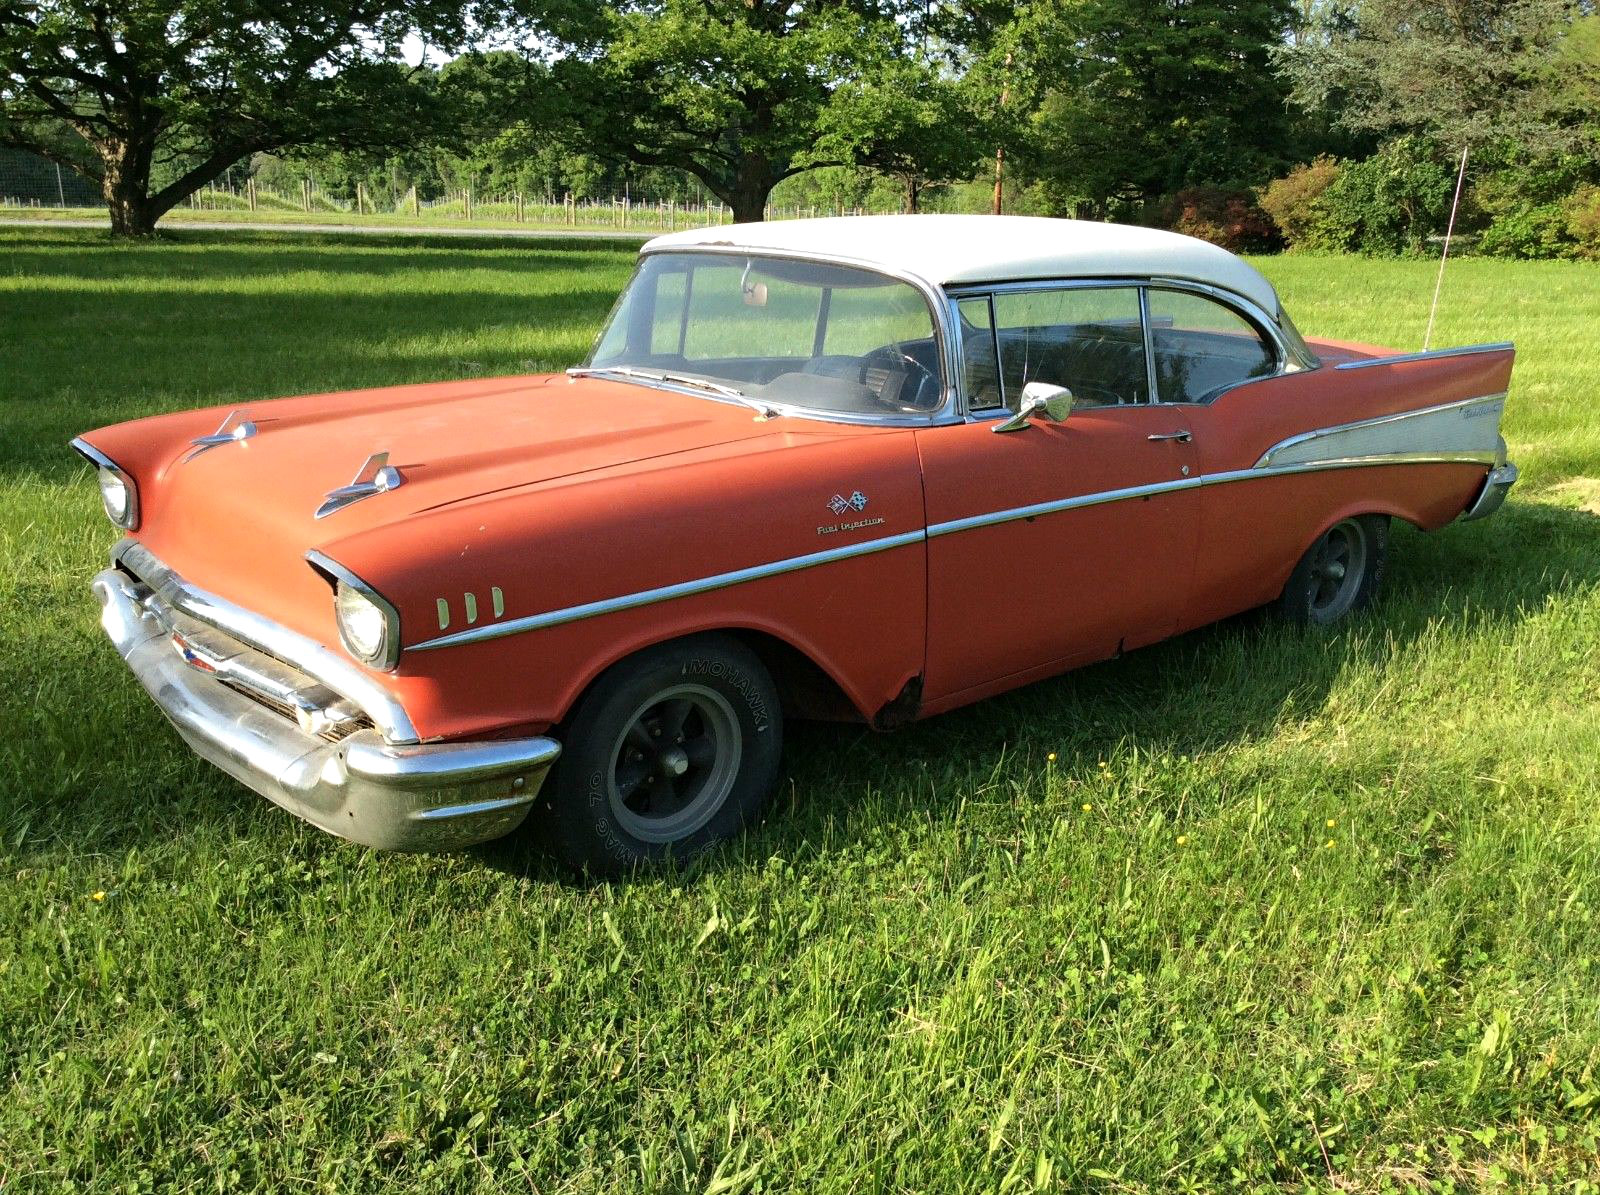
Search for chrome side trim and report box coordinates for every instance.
[1254,392,1507,469]
[1333,342,1515,371]
[409,528,926,652]
[409,446,1498,653]
[113,541,420,744]
[927,476,1203,537]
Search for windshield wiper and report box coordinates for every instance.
[567,366,780,419]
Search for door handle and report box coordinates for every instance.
[1147,430,1193,443]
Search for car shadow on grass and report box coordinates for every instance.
[477,497,1600,885]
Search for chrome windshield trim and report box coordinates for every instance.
[112,540,419,743]
[626,244,961,426]
[1334,342,1515,371]
[409,528,927,652]
[1254,392,1508,468]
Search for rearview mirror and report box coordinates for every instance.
[993,382,1073,434]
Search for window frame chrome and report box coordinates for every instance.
[618,244,964,428]
[943,276,1320,419]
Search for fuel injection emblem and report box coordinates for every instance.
[436,587,505,630]
[818,489,882,537]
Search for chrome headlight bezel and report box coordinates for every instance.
[306,552,401,672]
[71,437,140,530]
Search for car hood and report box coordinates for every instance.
[124,372,783,636]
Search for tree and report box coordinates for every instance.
[1018,0,1300,215]
[0,0,470,236]
[1275,0,1597,155]
[541,0,954,223]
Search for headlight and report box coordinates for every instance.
[307,552,401,670]
[336,583,391,663]
[71,438,139,529]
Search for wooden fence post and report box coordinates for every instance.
[411,186,420,217]
[464,187,473,221]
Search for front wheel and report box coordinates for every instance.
[1277,515,1389,625]
[536,635,782,875]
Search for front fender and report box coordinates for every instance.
[318,427,929,740]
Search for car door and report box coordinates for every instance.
[916,284,1202,707]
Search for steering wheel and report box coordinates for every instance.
[861,344,942,413]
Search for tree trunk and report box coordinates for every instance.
[723,152,776,223]
[101,137,161,239]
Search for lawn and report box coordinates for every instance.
[1,227,1597,1193]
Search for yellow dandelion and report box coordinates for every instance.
[1047,752,1057,763]
[1326,818,1337,829]
[90,890,106,902]
[1324,838,1337,849]
[1098,760,1108,769]
[1082,803,1093,813]
[1176,834,1190,846]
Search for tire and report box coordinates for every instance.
[536,634,782,875]
[1277,514,1389,625]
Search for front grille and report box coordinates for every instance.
[118,548,375,746]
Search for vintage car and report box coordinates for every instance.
[74,215,1517,871]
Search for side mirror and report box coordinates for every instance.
[993,382,1073,434]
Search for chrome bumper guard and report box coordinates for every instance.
[1460,462,1519,522]
[93,564,560,850]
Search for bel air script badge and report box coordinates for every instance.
[818,489,884,537]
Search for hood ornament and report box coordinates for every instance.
[184,409,255,461]
[315,452,404,519]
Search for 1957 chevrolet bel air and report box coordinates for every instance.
[74,215,1517,872]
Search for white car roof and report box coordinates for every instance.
[644,214,1282,315]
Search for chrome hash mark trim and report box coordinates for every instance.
[408,529,926,651]
[1333,342,1514,371]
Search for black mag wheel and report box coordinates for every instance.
[534,634,782,875]
[1278,515,1390,626]
[605,683,742,844]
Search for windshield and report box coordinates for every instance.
[583,252,945,417]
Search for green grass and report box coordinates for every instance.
[2,228,1598,1193]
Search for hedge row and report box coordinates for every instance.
[1145,137,1600,260]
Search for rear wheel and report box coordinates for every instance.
[1277,515,1389,625]
[537,635,782,874]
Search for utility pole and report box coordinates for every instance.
[992,51,1012,216]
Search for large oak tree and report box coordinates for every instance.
[0,0,470,236]
[541,0,975,223]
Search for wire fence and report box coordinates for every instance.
[0,154,907,230]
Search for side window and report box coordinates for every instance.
[1147,289,1276,404]
[991,286,1148,408]
[956,296,1004,411]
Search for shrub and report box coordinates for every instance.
[1479,202,1574,259]
[1154,186,1282,253]
[1258,157,1340,249]
[1566,185,1600,259]
[1312,137,1456,256]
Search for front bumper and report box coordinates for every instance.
[93,565,560,850]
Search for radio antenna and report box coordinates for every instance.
[1423,145,1470,352]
